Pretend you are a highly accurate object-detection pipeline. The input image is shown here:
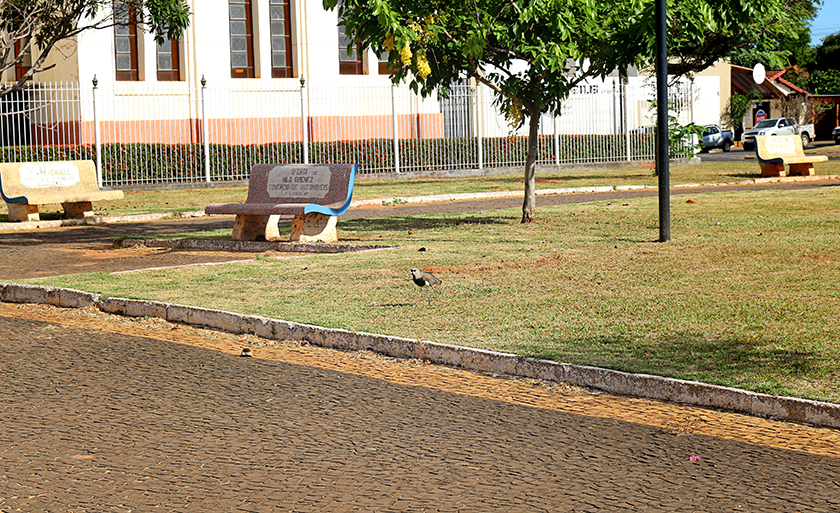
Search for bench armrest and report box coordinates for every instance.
[303,163,358,216]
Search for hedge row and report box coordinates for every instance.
[1,133,656,185]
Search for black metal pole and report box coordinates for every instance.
[655,0,670,242]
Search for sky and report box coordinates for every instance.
[810,1,840,46]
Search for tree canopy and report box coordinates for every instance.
[0,0,190,96]
[327,0,816,222]
[814,32,840,72]
[729,0,819,70]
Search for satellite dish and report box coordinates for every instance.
[753,63,766,85]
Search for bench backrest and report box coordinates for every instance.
[754,135,804,162]
[245,163,357,213]
[0,160,107,204]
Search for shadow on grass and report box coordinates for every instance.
[515,332,822,394]
[340,215,510,234]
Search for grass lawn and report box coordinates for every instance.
[4,157,839,220]
[23,178,840,403]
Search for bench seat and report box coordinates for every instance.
[205,202,310,216]
[205,163,357,243]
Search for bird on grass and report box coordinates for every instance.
[410,268,442,306]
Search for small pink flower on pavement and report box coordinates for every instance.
[689,455,701,461]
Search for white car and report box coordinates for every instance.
[741,117,814,151]
[833,126,840,145]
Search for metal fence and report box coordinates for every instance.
[0,78,693,187]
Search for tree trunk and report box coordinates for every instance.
[521,108,541,223]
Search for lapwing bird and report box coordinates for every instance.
[410,268,442,305]
[240,348,253,357]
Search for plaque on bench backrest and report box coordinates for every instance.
[19,162,81,189]
[765,137,795,155]
[267,165,331,199]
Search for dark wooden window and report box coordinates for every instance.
[14,41,31,81]
[114,1,139,81]
[338,22,363,75]
[269,0,293,78]
[229,0,256,78]
[156,39,181,81]
[378,52,392,75]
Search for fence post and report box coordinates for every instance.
[625,81,632,161]
[553,114,560,166]
[475,82,483,170]
[301,76,309,164]
[201,76,211,182]
[92,76,103,187]
[392,83,400,173]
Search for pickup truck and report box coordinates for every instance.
[740,117,816,151]
[700,124,734,152]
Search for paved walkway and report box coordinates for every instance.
[2,303,840,512]
[2,183,840,511]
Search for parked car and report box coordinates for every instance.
[700,124,734,152]
[833,126,840,144]
[740,117,816,151]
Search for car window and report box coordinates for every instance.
[779,119,787,127]
[754,120,776,129]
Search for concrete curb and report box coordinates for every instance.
[115,238,395,254]
[0,210,205,233]
[350,174,840,208]
[2,281,838,429]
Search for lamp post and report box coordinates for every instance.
[655,0,670,242]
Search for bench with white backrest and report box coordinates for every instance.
[754,135,828,177]
[205,163,358,243]
[0,160,124,222]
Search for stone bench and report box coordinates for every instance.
[205,163,358,243]
[0,160,124,222]
[754,135,828,177]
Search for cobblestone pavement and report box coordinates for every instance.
[2,183,840,511]
[2,302,839,512]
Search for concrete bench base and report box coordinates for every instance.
[290,212,337,243]
[6,201,95,222]
[230,212,338,243]
[755,135,827,178]
[760,161,816,178]
[231,214,282,241]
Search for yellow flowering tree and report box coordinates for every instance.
[325,0,809,222]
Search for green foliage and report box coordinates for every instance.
[809,69,840,94]
[722,92,762,131]
[325,0,815,221]
[668,116,705,159]
[727,0,818,70]
[814,32,840,72]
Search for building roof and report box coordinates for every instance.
[730,65,808,98]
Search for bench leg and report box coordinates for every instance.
[788,163,815,176]
[6,203,39,222]
[231,214,282,241]
[62,201,94,219]
[759,162,786,177]
[290,213,337,243]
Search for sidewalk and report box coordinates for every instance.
[2,300,840,511]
